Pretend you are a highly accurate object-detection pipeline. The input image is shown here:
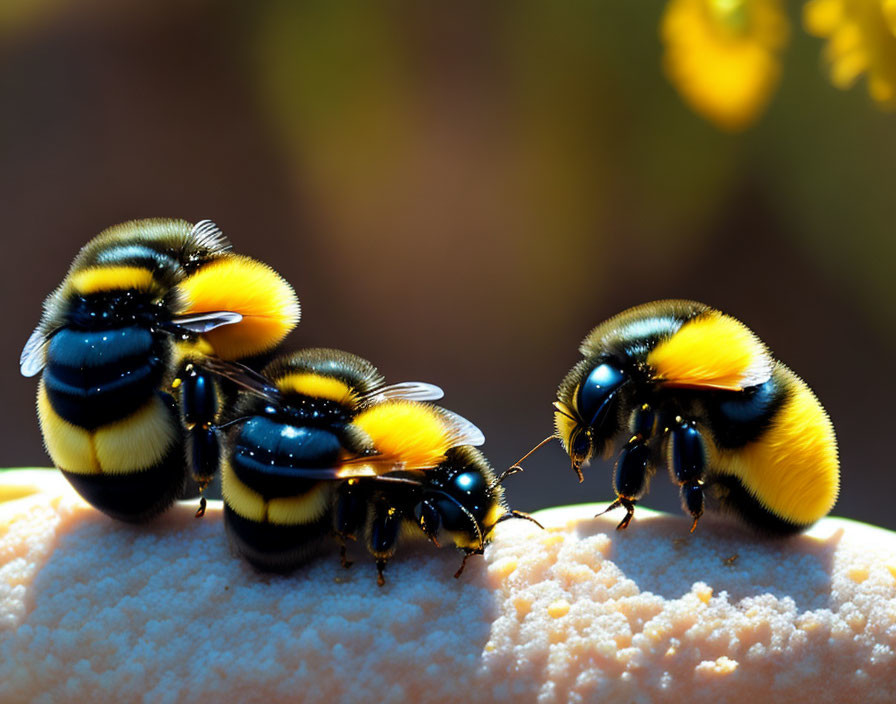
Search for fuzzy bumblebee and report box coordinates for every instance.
[518,300,839,534]
[20,219,300,521]
[218,348,529,585]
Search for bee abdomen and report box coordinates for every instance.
[223,504,332,572]
[60,446,186,523]
[707,475,807,534]
[705,373,787,448]
[707,365,839,529]
[43,327,166,429]
[231,417,343,497]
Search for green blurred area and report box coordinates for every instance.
[2,0,894,526]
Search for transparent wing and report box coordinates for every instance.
[440,408,486,448]
[20,325,50,377]
[170,310,243,333]
[198,356,281,402]
[364,381,444,404]
[189,219,232,254]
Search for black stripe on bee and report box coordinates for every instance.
[43,326,168,429]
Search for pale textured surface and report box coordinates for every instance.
[2,469,896,704]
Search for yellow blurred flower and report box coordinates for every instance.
[661,0,790,131]
[804,0,896,108]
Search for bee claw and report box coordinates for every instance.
[594,498,622,518]
[454,553,469,579]
[596,497,636,530]
[339,544,354,569]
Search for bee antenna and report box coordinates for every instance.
[492,510,544,531]
[488,466,521,491]
[506,434,556,477]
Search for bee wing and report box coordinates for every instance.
[189,219,232,254]
[198,356,282,402]
[20,325,52,377]
[440,408,485,448]
[246,464,384,481]
[170,310,243,333]
[364,381,444,404]
[242,464,430,483]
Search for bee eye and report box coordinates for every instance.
[577,362,627,428]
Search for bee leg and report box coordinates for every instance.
[176,362,221,518]
[335,480,366,540]
[667,418,707,532]
[604,438,653,530]
[338,539,354,569]
[454,548,483,579]
[369,500,402,587]
[492,510,545,530]
[682,481,705,533]
[335,482,370,569]
[376,560,388,587]
[416,499,441,547]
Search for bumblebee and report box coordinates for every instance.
[516,300,839,534]
[20,218,300,521]
[220,348,530,584]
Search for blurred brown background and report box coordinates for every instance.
[4,1,895,528]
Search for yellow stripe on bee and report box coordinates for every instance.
[69,266,159,295]
[220,460,332,526]
[268,488,331,526]
[276,373,359,407]
[647,311,771,391]
[176,255,300,360]
[221,460,266,521]
[709,367,839,526]
[353,401,451,470]
[38,383,178,476]
[92,396,179,475]
[37,380,101,474]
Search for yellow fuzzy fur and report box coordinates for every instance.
[647,311,771,390]
[176,255,300,360]
[221,459,331,525]
[277,373,358,407]
[69,266,159,296]
[353,401,452,470]
[92,396,179,475]
[37,380,101,474]
[709,367,839,525]
[37,384,176,475]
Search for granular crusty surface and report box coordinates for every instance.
[1,470,895,703]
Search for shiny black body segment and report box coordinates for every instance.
[25,219,234,522]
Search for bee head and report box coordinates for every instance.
[556,359,629,481]
[415,447,504,552]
